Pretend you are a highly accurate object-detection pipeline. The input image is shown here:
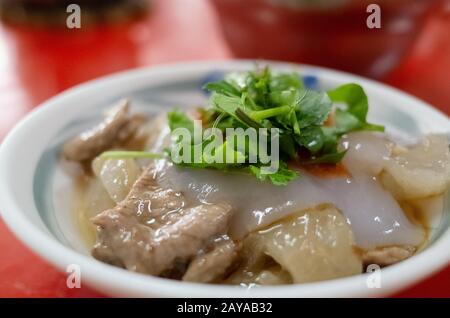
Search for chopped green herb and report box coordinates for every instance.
[327,83,385,133]
[164,67,384,185]
[249,162,299,186]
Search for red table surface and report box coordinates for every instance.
[0,0,449,298]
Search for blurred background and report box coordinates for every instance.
[0,0,449,297]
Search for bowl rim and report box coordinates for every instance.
[0,59,449,298]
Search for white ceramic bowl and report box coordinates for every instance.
[0,60,449,297]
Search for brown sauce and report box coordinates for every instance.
[299,163,351,178]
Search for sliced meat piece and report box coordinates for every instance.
[63,99,140,162]
[91,164,233,277]
[93,202,232,276]
[117,165,186,228]
[362,245,416,267]
[117,113,146,142]
[182,237,239,283]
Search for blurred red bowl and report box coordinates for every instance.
[211,0,442,78]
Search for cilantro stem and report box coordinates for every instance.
[235,108,263,129]
[100,151,165,159]
[249,106,291,121]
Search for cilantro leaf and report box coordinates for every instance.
[295,125,324,154]
[269,72,304,92]
[328,83,384,133]
[203,80,241,97]
[249,162,299,186]
[305,150,347,165]
[168,110,195,134]
[296,90,332,129]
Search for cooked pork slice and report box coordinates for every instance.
[182,238,239,283]
[91,164,233,277]
[115,165,186,228]
[63,99,140,162]
[362,245,416,267]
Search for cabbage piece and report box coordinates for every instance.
[227,205,362,284]
[382,135,450,199]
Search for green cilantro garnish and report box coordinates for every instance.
[104,67,384,186]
